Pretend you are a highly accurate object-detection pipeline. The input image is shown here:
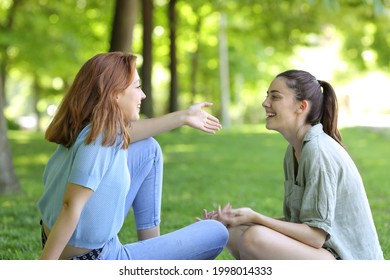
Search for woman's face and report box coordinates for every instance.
[262,77,301,134]
[117,70,146,122]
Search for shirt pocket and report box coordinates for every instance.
[284,179,304,222]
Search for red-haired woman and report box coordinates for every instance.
[38,52,228,260]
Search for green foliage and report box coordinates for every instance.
[6,116,19,130]
[1,0,114,121]
[152,0,390,119]
[2,0,390,123]
[9,0,114,75]
[2,126,389,260]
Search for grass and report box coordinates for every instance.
[1,124,389,260]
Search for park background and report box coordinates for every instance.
[0,0,389,260]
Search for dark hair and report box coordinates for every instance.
[276,70,343,146]
[45,52,137,149]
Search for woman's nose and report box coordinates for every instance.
[262,97,269,108]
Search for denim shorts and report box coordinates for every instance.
[323,246,341,260]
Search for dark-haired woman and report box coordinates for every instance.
[206,70,383,260]
[38,52,228,260]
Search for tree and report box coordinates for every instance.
[168,0,178,113]
[0,0,114,195]
[0,74,21,195]
[218,8,231,127]
[140,0,154,117]
[0,0,22,194]
[188,6,204,105]
[109,0,138,53]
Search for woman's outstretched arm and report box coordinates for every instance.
[128,102,221,143]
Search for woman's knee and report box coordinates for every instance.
[207,220,229,240]
[130,137,162,157]
[198,220,229,246]
[238,225,270,253]
[127,137,163,176]
[225,225,250,259]
[145,137,162,155]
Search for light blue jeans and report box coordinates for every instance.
[98,138,228,260]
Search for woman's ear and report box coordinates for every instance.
[296,100,309,113]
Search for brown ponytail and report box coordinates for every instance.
[318,80,343,146]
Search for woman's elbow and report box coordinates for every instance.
[310,227,328,249]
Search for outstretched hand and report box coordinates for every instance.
[184,102,222,134]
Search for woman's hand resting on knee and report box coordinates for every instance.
[196,203,257,227]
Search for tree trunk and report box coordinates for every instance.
[0,0,22,195]
[0,62,6,104]
[168,0,178,113]
[218,11,231,127]
[0,74,21,195]
[190,14,202,104]
[33,74,41,131]
[140,0,154,117]
[109,0,138,53]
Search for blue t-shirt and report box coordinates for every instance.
[38,125,130,249]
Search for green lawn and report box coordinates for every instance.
[1,125,389,260]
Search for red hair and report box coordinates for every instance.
[45,52,137,149]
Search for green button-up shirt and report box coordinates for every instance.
[283,124,383,259]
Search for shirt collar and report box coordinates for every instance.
[303,123,324,143]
